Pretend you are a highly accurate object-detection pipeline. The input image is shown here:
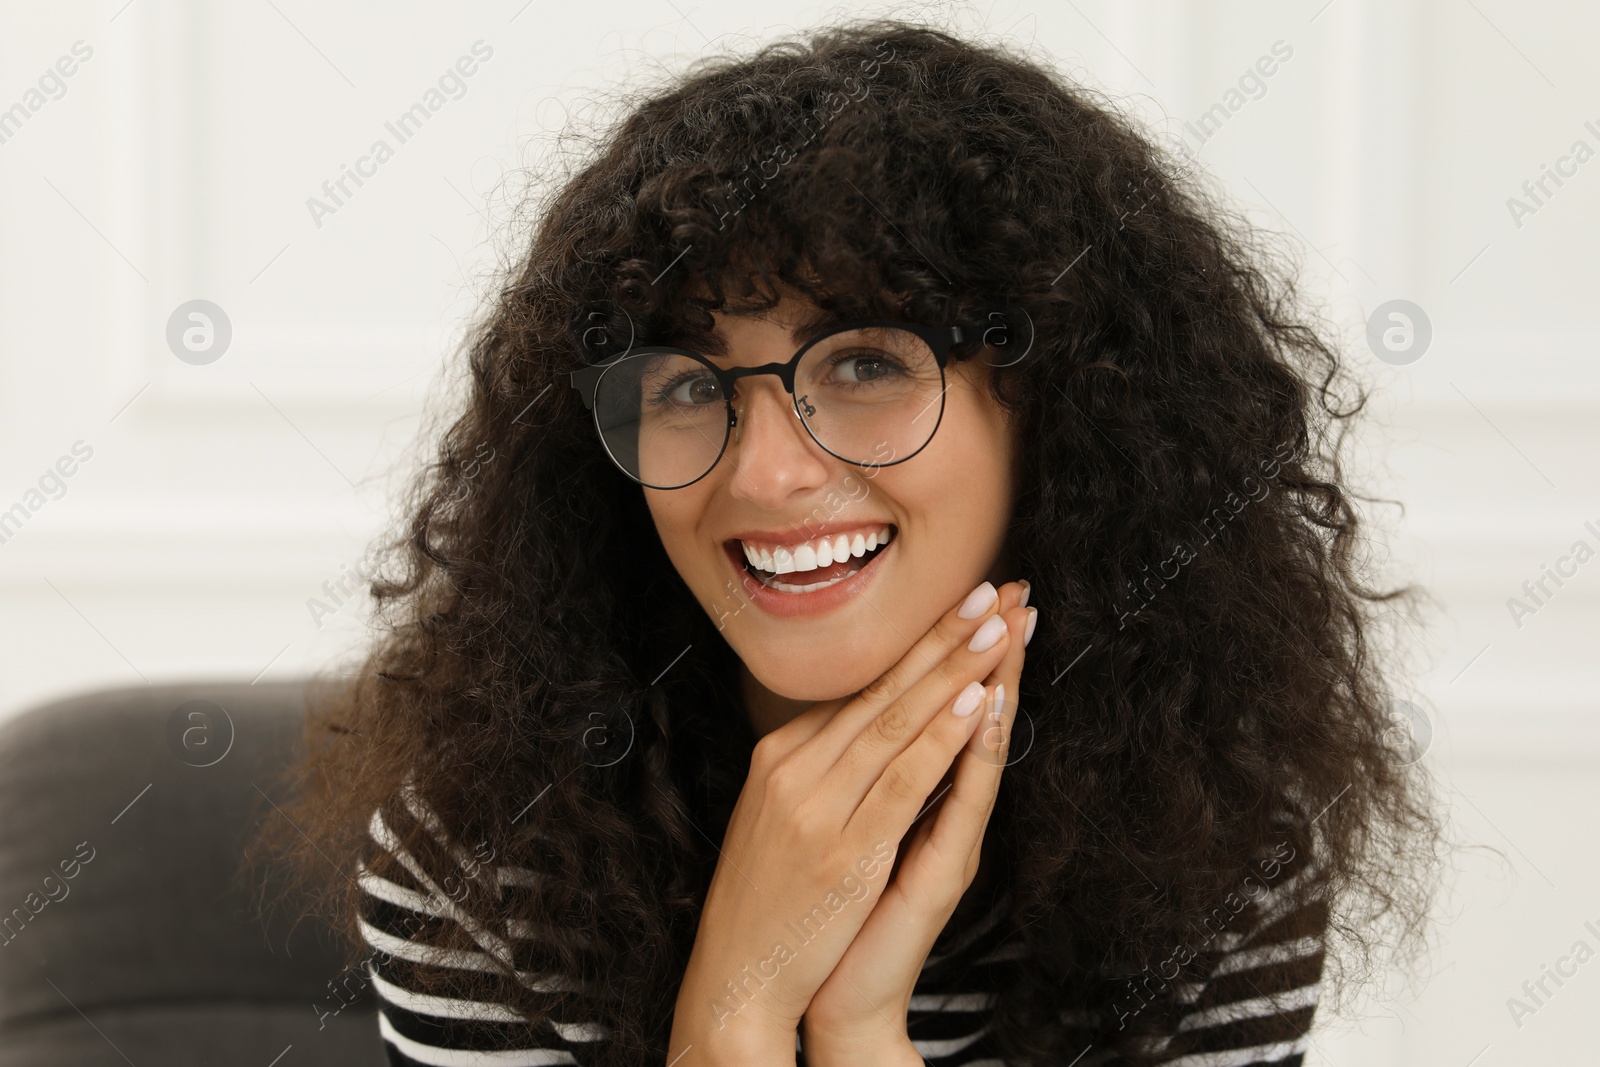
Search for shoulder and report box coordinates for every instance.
[1106,817,1331,1066]
[356,780,606,1064]
[963,815,1328,1066]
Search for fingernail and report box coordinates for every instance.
[989,682,1006,722]
[968,614,1007,652]
[951,681,986,718]
[958,581,999,619]
[1018,581,1031,609]
[1024,607,1038,647]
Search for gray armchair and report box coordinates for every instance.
[0,680,386,1066]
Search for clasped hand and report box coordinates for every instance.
[669,579,1034,1066]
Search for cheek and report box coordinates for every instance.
[645,478,747,616]
[934,376,1015,508]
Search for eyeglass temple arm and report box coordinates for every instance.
[568,364,603,411]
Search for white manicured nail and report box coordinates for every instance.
[1024,607,1038,647]
[951,681,986,718]
[968,614,1007,652]
[958,581,998,619]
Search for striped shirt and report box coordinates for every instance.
[357,785,1328,1066]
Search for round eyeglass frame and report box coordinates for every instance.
[568,318,977,490]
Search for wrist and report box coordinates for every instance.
[801,1019,922,1067]
[667,1026,796,1067]
[670,992,797,1066]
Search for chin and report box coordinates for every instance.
[738,649,886,703]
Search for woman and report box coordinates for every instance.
[252,18,1443,1067]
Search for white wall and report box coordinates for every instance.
[2,0,1596,1061]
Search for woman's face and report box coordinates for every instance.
[643,294,1019,702]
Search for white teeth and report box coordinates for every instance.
[738,525,894,577]
[766,572,853,594]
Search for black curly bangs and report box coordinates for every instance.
[562,26,1057,370]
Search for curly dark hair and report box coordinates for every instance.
[248,16,1445,1067]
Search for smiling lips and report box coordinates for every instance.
[731,524,896,595]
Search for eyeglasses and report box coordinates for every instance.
[569,319,976,490]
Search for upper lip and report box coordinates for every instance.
[723,520,896,547]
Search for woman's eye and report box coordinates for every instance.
[660,374,721,405]
[834,352,899,383]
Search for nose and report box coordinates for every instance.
[723,377,832,508]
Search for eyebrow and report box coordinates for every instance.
[681,305,852,359]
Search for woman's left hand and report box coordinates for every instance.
[800,585,1033,1066]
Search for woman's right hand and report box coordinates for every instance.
[667,578,1030,1064]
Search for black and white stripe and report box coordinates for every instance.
[358,792,1327,1066]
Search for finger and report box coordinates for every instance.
[971,603,1030,769]
[879,742,978,911]
[895,609,1029,894]
[820,603,1018,813]
[930,604,1028,830]
[845,675,991,861]
[854,677,1013,925]
[818,577,1023,752]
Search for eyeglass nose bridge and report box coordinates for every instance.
[717,360,808,430]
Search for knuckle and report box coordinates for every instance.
[761,757,800,803]
[750,732,782,769]
[879,760,920,802]
[870,701,913,743]
[857,670,897,708]
[788,801,832,848]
